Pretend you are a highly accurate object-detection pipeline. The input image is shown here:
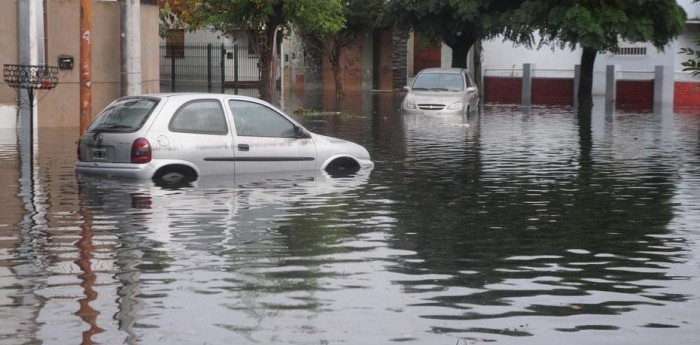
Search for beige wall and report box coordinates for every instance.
[0,0,160,128]
[0,0,19,113]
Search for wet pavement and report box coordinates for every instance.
[1,93,700,344]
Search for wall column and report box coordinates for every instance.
[654,65,673,106]
[521,63,534,106]
[605,65,618,111]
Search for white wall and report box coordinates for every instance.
[0,105,17,129]
[480,27,692,95]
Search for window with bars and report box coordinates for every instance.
[613,46,647,56]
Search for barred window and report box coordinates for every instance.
[613,46,647,56]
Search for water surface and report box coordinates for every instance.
[1,95,699,344]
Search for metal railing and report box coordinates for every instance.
[160,42,261,93]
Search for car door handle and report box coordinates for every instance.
[237,144,250,151]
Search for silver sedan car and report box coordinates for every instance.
[401,68,480,116]
[75,93,374,183]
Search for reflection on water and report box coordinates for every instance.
[1,94,700,344]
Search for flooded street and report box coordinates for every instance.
[1,93,700,344]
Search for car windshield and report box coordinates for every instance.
[87,98,158,132]
[412,73,464,91]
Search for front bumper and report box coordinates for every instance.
[401,107,466,116]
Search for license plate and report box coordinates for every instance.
[91,148,107,161]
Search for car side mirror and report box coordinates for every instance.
[466,86,477,93]
[403,85,410,91]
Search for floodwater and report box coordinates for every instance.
[1,93,700,345]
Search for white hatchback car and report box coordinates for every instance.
[75,93,374,183]
[401,68,480,116]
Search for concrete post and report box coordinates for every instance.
[121,0,142,96]
[522,63,534,106]
[654,65,673,106]
[605,65,617,111]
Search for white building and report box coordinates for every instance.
[477,0,699,96]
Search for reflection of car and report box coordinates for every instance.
[401,68,479,116]
[75,93,374,183]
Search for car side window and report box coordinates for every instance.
[464,72,474,87]
[170,100,228,135]
[228,100,296,138]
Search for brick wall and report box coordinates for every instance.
[532,78,574,105]
[674,81,700,107]
[616,80,653,110]
[412,33,440,75]
[484,77,700,114]
[484,77,522,104]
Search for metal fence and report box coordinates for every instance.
[160,42,261,93]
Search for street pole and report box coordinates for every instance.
[80,0,92,134]
[121,0,142,96]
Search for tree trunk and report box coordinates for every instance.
[577,47,598,112]
[258,25,279,102]
[331,57,343,99]
[472,41,482,90]
[445,32,476,69]
[329,39,343,99]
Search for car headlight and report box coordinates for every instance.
[446,101,463,110]
[403,99,416,109]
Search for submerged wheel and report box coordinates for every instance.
[153,165,197,186]
[325,157,361,177]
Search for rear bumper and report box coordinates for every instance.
[75,161,156,179]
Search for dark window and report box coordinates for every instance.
[87,98,158,133]
[170,100,228,135]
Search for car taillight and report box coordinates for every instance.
[131,138,152,163]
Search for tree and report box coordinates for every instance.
[512,1,686,111]
[299,0,384,98]
[162,0,345,102]
[385,0,527,75]
[680,0,700,76]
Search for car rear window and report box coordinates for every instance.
[87,98,158,132]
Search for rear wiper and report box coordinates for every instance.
[96,124,132,131]
[91,124,132,141]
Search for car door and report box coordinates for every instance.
[158,98,235,176]
[227,99,316,174]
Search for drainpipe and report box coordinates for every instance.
[80,0,92,134]
[121,0,142,96]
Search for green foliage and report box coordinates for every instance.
[514,0,686,53]
[287,0,345,38]
[680,1,700,77]
[680,45,700,76]
[160,0,346,101]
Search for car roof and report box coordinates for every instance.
[124,93,265,103]
[416,68,467,74]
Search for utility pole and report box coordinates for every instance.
[121,0,142,96]
[80,0,92,134]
